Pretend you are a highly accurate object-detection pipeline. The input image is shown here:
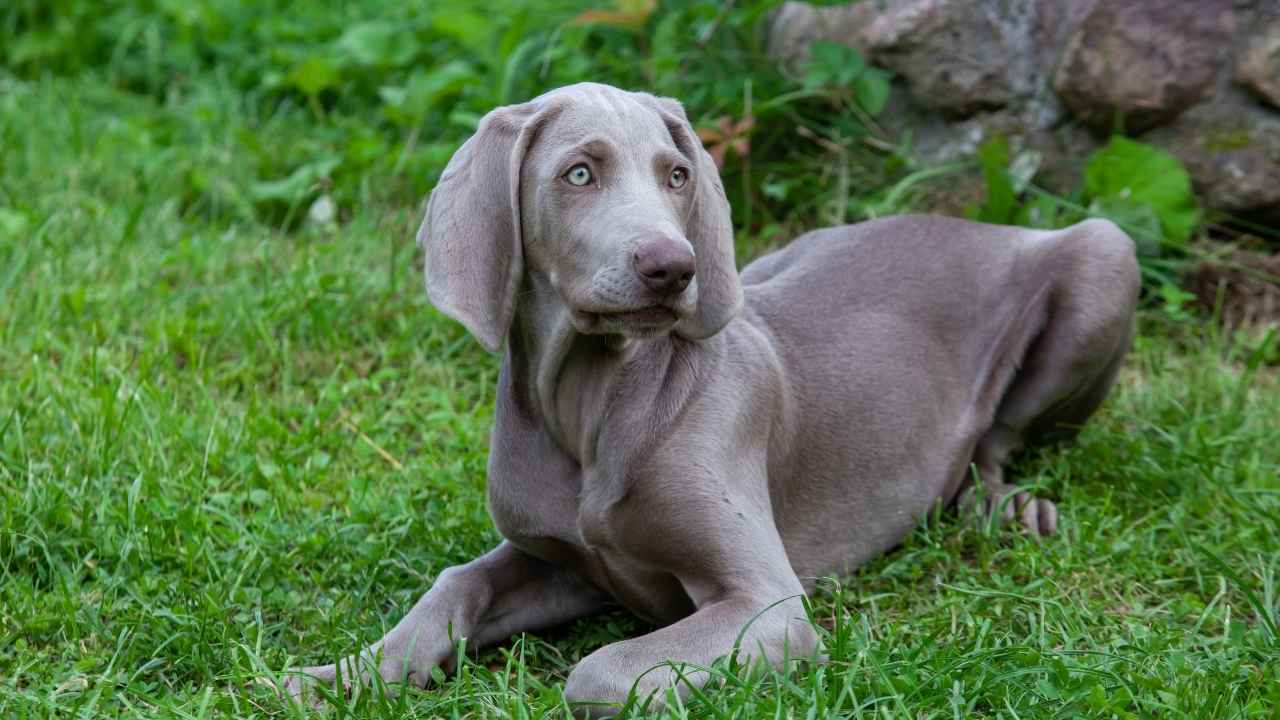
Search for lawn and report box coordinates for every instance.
[3,5,1280,719]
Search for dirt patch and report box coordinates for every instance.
[1186,243,1280,331]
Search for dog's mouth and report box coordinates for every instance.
[603,306,677,325]
[571,305,679,335]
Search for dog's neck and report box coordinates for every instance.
[507,279,618,463]
[506,275,672,465]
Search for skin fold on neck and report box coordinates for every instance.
[508,272,659,467]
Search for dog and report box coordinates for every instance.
[283,82,1139,715]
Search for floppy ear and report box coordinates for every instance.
[641,94,744,340]
[417,101,547,352]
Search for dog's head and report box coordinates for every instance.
[418,82,743,352]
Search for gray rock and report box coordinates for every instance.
[1237,18,1280,109]
[771,0,1040,118]
[767,2,880,64]
[865,0,1038,117]
[1144,102,1280,221]
[1053,0,1233,134]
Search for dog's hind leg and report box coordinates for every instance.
[960,220,1139,536]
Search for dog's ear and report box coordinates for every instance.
[641,94,744,340]
[417,100,550,352]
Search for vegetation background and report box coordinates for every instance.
[1,0,1277,718]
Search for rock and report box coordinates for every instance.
[766,2,880,64]
[1237,19,1280,109]
[1143,102,1280,221]
[1029,0,1098,71]
[863,0,1039,117]
[1053,0,1232,133]
[770,0,1040,118]
[768,0,1280,221]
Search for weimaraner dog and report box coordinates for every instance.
[284,82,1138,714]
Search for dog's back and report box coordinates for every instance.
[736,215,1138,580]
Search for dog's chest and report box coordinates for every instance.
[485,427,584,555]
[485,350,703,623]
[487,440,696,623]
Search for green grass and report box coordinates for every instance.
[3,70,1279,719]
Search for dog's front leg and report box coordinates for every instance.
[563,502,820,718]
[282,541,606,698]
[564,583,817,717]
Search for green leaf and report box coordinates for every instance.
[1014,195,1062,229]
[803,41,867,90]
[287,57,341,97]
[249,157,341,205]
[855,68,891,116]
[7,30,64,66]
[1087,197,1163,256]
[380,62,478,125]
[336,21,419,68]
[0,208,30,237]
[649,9,686,86]
[967,137,1015,225]
[1088,682,1110,711]
[1084,136,1200,246]
[432,11,493,58]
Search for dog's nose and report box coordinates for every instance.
[632,238,695,295]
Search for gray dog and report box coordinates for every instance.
[283,82,1138,714]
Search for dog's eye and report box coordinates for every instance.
[565,165,592,187]
[669,167,689,189]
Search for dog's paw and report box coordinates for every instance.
[960,485,1059,537]
[274,664,350,708]
[275,655,429,708]
[1004,490,1058,537]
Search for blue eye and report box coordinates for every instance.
[669,167,688,188]
[565,165,592,186]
